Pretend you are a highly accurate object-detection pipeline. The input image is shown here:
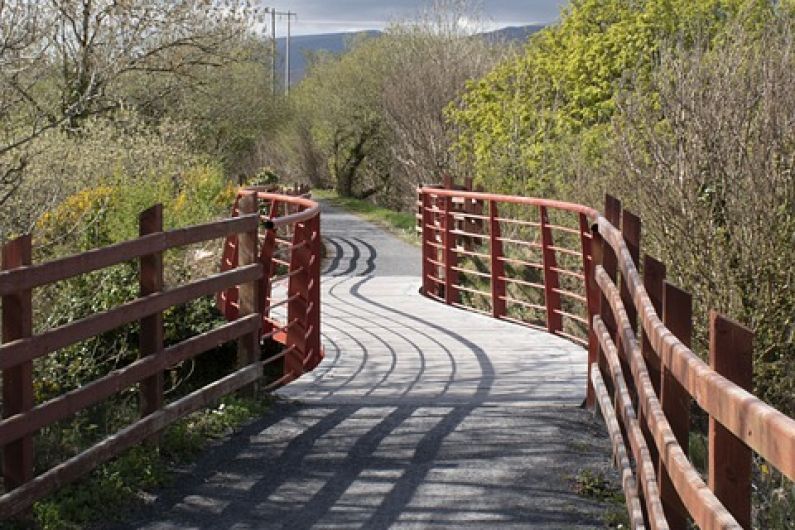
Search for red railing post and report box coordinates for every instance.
[709,312,753,529]
[442,194,459,305]
[659,281,692,529]
[286,221,311,377]
[218,195,241,319]
[489,200,506,319]
[259,200,279,338]
[236,194,262,378]
[139,205,165,421]
[421,192,435,296]
[306,214,322,369]
[2,235,34,492]
[539,205,562,334]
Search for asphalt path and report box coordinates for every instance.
[114,201,615,529]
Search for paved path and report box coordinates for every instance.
[117,202,614,529]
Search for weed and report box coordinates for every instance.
[13,394,271,530]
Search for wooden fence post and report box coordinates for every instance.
[660,281,692,529]
[236,194,261,380]
[620,211,641,332]
[709,312,753,529]
[641,255,665,494]
[539,205,562,334]
[585,226,603,409]
[2,235,34,491]
[602,195,621,346]
[139,205,165,420]
[490,200,506,319]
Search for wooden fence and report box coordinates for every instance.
[0,190,321,518]
[417,185,795,529]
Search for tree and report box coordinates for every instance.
[288,1,502,206]
[446,0,776,196]
[0,0,261,208]
[381,1,503,202]
[292,35,393,198]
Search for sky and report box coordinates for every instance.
[268,1,567,36]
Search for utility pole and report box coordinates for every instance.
[264,8,297,96]
[283,11,296,95]
[262,7,277,97]
[271,8,277,96]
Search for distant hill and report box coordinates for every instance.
[276,24,545,85]
[483,25,546,43]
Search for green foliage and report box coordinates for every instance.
[292,34,393,198]
[447,0,776,196]
[288,8,500,207]
[574,468,629,527]
[27,396,270,530]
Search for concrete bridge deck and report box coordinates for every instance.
[117,202,614,529]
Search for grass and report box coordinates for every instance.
[8,394,271,530]
[311,189,419,245]
[574,468,630,529]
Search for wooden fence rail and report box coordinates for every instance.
[0,189,321,518]
[417,184,795,529]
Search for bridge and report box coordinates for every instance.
[0,186,794,528]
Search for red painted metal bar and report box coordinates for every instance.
[421,193,435,297]
[539,205,562,334]
[442,194,459,305]
[218,187,323,385]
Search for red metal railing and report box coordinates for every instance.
[417,185,795,530]
[218,187,323,381]
[0,189,321,518]
[418,185,598,346]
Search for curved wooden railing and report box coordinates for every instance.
[218,187,323,380]
[417,185,795,530]
[0,190,322,518]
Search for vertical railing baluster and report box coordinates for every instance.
[307,214,322,369]
[259,200,279,338]
[709,312,753,530]
[443,194,458,305]
[421,192,434,296]
[539,205,562,334]
[286,221,310,377]
[139,204,164,423]
[218,194,241,320]
[2,235,34,492]
[489,201,506,318]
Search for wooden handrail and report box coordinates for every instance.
[0,189,323,519]
[595,215,795,482]
[0,215,258,296]
[418,183,795,529]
